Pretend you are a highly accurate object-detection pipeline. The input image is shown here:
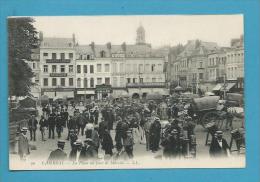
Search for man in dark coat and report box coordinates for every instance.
[144,117,152,151]
[161,129,180,158]
[85,123,100,153]
[48,112,56,139]
[167,106,172,120]
[56,114,63,138]
[98,117,107,141]
[115,117,124,152]
[79,139,98,161]
[28,115,38,141]
[149,117,161,152]
[77,114,87,136]
[69,129,78,149]
[39,115,48,141]
[123,130,134,159]
[107,108,115,131]
[48,140,67,162]
[69,140,82,162]
[209,131,230,158]
[63,109,69,127]
[67,115,76,140]
[171,104,179,118]
[94,107,99,125]
[101,128,114,156]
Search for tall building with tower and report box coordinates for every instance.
[136,24,146,45]
[37,25,168,101]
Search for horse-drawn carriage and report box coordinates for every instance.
[191,96,227,129]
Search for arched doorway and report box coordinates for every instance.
[132,93,140,99]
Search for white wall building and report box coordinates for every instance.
[39,36,76,99]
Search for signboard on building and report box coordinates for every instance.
[46,59,71,63]
[95,84,112,93]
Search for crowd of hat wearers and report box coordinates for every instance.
[16,98,244,162]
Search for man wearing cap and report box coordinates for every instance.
[18,127,30,160]
[115,116,124,152]
[183,116,196,140]
[69,140,82,162]
[123,130,134,159]
[67,115,76,140]
[48,111,56,139]
[48,140,67,162]
[79,139,97,160]
[144,117,152,151]
[101,127,114,157]
[161,129,180,159]
[56,114,63,138]
[98,117,107,141]
[39,115,48,141]
[149,117,161,152]
[93,106,99,125]
[69,129,78,148]
[76,113,87,136]
[209,131,230,158]
[28,114,38,141]
[171,104,179,119]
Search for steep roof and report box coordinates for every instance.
[125,44,152,57]
[41,37,74,48]
[75,45,93,54]
[178,40,219,58]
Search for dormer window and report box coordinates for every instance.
[100,51,106,58]
[87,55,90,60]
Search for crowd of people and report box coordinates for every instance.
[16,96,244,162]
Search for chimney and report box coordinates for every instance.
[72,33,76,45]
[90,42,95,56]
[106,42,112,57]
[121,42,126,52]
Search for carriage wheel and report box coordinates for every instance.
[201,111,223,129]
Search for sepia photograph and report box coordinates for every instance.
[8,15,245,170]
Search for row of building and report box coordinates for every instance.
[168,36,244,94]
[28,25,168,101]
[27,25,244,101]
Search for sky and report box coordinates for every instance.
[32,15,243,47]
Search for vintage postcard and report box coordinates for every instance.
[8,15,245,170]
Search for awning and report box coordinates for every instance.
[220,83,236,91]
[77,90,95,95]
[212,84,223,91]
[56,91,74,98]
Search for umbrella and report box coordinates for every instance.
[174,86,184,91]
[205,92,215,96]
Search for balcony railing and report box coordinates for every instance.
[126,82,165,88]
[50,73,67,77]
[46,59,71,63]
